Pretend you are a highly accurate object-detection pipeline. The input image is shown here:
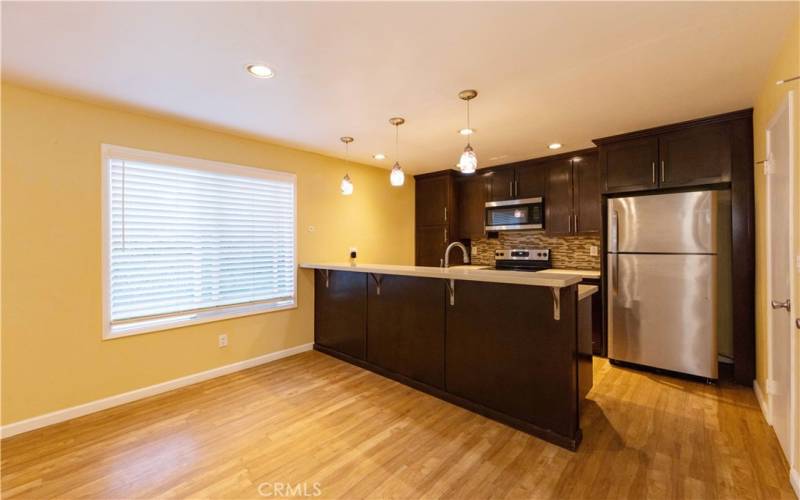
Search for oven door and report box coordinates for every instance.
[485,197,543,231]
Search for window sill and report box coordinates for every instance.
[103,300,297,340]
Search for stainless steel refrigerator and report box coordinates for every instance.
[608,190,718,379]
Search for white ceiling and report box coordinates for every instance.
[2,2,797,174]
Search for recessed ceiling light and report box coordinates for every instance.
[246,64,275,79]
[373,153,386,160]
[459,128,474,136]
[548,143,562,150]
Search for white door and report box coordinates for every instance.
[766,91,795,461]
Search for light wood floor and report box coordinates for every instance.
[1,351,795,499]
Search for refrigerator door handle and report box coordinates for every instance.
[609,209,620,253]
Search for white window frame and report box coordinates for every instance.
[101,144,297,340]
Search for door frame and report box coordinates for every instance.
[764,90,796,468]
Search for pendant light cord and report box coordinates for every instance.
[395,124,399,163]
[467,99,472,147]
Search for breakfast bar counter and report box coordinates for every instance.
[300,262,582,287]
[300,263,595,450]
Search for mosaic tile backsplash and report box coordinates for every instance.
[470,232,601,270]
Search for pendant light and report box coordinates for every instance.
[388,117,406,186]
[340,136,354,196]
[457,89,478,174]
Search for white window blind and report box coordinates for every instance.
[104,146,296,337]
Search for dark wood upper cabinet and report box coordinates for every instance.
[487,167,516,201]
[515,161,547,199]
[574,154,601,234]
[601,136,659,193]
[414,171,459,266]
[544,159,574,236]
[596,112,741,194]
[457,173,489,240]
[658,122,731,188]
[415,174,452,227]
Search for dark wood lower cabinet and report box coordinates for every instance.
[314,270,367,360]
[577,296,593,404]
[313,270,583,450]
[445,281,578,440]
[582,277,604,356]
[367,275,446,388]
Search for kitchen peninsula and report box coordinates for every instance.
[301,263,596,450]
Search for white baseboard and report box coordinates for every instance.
[791,468,800,499]
[0,342,313,439]
[753,379,771,425]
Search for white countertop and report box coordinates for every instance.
[538,268,601,279]
[578,285,599,301]
[300,263,581,288]
[451,265,600,280]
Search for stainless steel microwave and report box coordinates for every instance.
[485,197,544,231]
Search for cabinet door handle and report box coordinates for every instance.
[651,162,656,184]
[514,180,519,198]
[660,160,665,182]
[444,206,447,222]
[509,181,514,198]
[574,213,579,233]
[444,227,448,244]
[568,213,572,233]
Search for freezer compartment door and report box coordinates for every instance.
[608,253,718,378]
[608,191,717,254]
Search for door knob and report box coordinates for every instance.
[771,299,791,311]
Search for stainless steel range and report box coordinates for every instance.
[491,248,552,272]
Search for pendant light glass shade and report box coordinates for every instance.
[340,173,354,195]
[390,162,405,186]
[457,90,478,174]
[458,144,477,174]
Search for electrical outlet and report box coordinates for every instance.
[307,225,315,233]
[589,245,599,257]
[471,246,478,257]
[218,334,228,348]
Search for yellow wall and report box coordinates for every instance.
[752,18,799,467]
[0,83,415,425]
